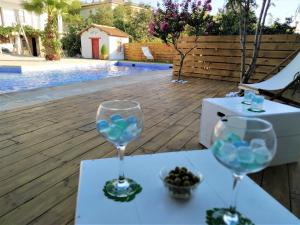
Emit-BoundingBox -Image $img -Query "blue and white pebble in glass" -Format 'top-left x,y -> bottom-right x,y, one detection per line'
251,95 -> 264,112
96,115 -> 141,146
243,90 -> 255,105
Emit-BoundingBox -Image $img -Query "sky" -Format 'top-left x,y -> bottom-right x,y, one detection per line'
131,0 -> 300,25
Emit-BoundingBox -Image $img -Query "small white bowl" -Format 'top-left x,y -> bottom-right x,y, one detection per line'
159,167 -> 204,199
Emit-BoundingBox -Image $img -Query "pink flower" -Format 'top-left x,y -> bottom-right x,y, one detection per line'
206,4 -> 212,11
148,22 -> 156,35
160,21 -> 169,32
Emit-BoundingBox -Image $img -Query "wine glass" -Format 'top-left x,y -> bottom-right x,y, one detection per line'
210,116 -> 277,224
96,100 -> 143,199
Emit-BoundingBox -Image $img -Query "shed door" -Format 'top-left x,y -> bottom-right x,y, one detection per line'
91,38 -> 99,59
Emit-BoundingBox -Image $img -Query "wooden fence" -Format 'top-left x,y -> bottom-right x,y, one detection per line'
174,34 -> 300,82
124,35 -> 300,82
124,43 -> 174,63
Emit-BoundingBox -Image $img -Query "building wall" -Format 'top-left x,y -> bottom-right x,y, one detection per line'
0,0 -> 47,30
81,27 -> 109,59
0,0 -> 63,56
108,36 -> 128,60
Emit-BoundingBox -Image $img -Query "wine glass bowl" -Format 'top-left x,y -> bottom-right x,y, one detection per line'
96,100 -> 143,200
210,116 -> 277,224
96,100 -> 143,146
212,116 -> 276,175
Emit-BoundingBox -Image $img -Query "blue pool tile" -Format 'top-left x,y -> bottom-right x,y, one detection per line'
0,66 -> 22,74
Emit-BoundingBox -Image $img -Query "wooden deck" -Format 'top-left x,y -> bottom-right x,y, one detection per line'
0,75 -> 299,225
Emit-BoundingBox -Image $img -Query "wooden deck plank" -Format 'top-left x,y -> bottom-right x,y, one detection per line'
27,193 -> 77,225
262,165 -> 291,209
0,139 -> 19,150
0,75 -> 299,225
0,130 -> 84,168
288,160 -> 300,195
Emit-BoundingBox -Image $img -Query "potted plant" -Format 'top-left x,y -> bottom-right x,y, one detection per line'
100,44 -> 108,60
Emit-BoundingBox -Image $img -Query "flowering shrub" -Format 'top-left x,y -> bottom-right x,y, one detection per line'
149,0 -> 212,82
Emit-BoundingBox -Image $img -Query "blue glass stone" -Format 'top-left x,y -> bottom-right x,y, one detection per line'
126,123 -> 141,137
225,132 -> 241,143
211,139 -> 223,154
110,114 -> 122,122
126,115 -> 138,125
119,131 -> 134,144
114,118 -> 128,130
107,124 -> 122,141
233,140 -> 249,148
252,95 -> 264,104
236,146 -> 255,164
96,120 -> 109,132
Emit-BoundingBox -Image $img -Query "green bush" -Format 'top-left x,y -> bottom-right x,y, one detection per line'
61,24 -> 84,57
101,44 -> 108,56
263,18 -> 296,34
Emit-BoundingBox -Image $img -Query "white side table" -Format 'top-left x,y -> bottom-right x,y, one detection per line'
199,97 -> 300,165
75,150 -> 299,225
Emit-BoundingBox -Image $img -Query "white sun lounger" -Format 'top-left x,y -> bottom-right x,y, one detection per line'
239,49 -> 300,105
141,46 -> 154,61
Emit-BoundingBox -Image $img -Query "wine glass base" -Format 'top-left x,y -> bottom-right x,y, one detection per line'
206,208 -> 255,225
103,178 -> 142,202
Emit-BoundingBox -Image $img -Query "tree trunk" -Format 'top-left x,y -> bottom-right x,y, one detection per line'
243,0 -> 271,83
43,11 -> 61,60
177,53 -> 185,81
239,1 -> 247,83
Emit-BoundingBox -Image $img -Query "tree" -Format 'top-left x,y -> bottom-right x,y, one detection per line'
213,7 -> 256,35
113,5 -> 154,42
243,0 -> 272,83
263,17 -> 296,34
88,6 -> 114,26
62,0 -> 83,28
227,0 -> 272,84
127,9 -> 153,42
61,23 -> 86,57
23,0 -> 73,60
113,5 -> 132,34
149,0 -> 212,83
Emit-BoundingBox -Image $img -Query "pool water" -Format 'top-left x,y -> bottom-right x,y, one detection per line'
0,63 -> 171,94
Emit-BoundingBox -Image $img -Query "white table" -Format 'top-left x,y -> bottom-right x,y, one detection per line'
75,150 -> 300,225
200,97 -> 300,165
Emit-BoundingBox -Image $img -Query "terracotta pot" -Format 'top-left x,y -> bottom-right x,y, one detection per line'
46,54 -> 61,61
100,54 -> 108,60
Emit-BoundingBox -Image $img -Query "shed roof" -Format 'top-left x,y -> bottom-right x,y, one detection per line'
79,24 -> 129,38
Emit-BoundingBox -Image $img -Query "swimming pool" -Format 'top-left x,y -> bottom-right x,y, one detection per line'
0,62 -> 172,94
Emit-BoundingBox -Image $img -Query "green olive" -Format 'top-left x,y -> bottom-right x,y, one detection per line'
183,180 -> 191,186
174,178 -> 181,185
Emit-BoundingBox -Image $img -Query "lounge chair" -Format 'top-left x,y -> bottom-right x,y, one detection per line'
239,48 -> 300,105
141,46 -> 154,61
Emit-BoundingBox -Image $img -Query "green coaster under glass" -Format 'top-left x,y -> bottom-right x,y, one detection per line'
206,208 -> 255,225
247,108 -> 266,113
103,178 -> 142,202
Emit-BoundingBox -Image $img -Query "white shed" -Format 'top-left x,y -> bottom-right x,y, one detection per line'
80,24 -> 129,60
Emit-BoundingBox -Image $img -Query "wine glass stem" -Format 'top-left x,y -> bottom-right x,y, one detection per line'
117,145 -> 126,183
230,173 -> 243,210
